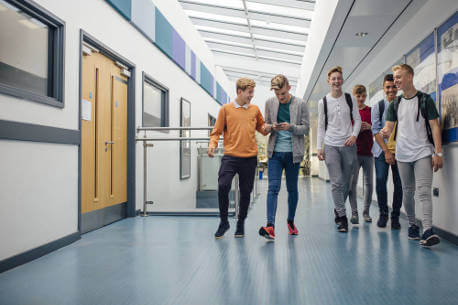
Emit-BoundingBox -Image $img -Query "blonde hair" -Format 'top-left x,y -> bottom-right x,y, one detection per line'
270,74 -> 289,90
353,84 -> 366,95
327,66 -> 343,78
236,78 -> 256,92
392,64 -> 414,76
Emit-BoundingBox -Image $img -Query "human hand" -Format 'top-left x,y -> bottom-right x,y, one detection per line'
272,122 -> 281,131
279,122 -> 290,130
263,123 -> 272,133
432,155 -> 443,172
384,151 -> 395,165
317,149 -> 325,161
344,136 -> 356,146
380,127 -> 391,138
207,147 -> 215,158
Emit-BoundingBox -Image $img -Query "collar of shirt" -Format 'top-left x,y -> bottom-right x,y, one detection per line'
233,101 -> 249,109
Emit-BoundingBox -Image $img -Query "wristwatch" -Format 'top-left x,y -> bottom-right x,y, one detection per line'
434,152 -> 443,157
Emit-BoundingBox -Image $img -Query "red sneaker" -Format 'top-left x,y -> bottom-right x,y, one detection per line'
259,226 -> 275,241
288,222 -> 299,235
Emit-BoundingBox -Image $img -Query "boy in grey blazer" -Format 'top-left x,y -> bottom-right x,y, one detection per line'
259,75 -> 310,241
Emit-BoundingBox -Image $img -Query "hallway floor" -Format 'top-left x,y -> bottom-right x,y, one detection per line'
1,178 -> 457,305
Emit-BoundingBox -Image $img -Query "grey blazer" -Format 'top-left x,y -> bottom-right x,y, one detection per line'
264,96 -> 310,163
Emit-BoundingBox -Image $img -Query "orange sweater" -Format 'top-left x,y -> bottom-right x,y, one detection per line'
209,102 -> 267,157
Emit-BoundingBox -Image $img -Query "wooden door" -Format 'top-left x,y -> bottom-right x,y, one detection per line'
81,48 -> 128,219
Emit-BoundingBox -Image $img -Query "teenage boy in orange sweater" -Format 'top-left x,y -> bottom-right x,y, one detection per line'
209,78 -> 269,239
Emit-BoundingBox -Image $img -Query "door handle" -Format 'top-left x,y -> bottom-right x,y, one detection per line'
105,141 -> 115,151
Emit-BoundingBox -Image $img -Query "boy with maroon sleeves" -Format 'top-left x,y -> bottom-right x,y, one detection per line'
349,85 -> 374,224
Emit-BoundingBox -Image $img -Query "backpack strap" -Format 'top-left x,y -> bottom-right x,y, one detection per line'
344,93 -> 354,123
417,91 -> 435,145
378,100 -> 385,129
393,96 -> 402,141
323,96 -> 328,131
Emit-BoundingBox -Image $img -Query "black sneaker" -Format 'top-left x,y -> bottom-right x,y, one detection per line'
337,216 -> 348,232
234,221 -> 244,238
420,228 -> 440,247
334,209 -> 339,224
391,217 -> 401,230
377,214 -> 388,228
408,224 -> 420,240
215,221 -> 230,239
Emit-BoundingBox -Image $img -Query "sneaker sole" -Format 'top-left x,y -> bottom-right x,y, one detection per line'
338,228 -> 348,232
391,226 -> 401,230
408,236 -> 420,240
234,234 -> 244,238
259,231 -> 275,241
420,235 -> 440,247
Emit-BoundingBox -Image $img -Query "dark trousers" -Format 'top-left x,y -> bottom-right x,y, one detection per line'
218,155 -> 257,222
374,153 -> 403,218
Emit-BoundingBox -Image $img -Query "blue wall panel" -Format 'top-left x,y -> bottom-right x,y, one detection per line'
155,8 -> 173,58
200,63 -> 214,99
172,30 -> 186,70
106,0 -> 131,20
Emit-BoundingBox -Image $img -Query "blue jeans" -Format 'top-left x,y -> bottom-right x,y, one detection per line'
266,152 -> 300,224
374,153 -> 402,218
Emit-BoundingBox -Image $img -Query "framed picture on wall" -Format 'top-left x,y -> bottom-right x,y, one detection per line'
437,11 -> 458,143
180,98 -> 191,179
208,114 -> 216,136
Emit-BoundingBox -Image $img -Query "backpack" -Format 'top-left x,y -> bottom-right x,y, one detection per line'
323,93 -> 353,131
393,91 -> 434,145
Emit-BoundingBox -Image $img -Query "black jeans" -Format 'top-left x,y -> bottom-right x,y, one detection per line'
374,153 -> 403,218
218,155 -> 257,222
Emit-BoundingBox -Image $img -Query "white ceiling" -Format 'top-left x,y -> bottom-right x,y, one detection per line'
304,0 -> 415,108
178,0 -> 315,91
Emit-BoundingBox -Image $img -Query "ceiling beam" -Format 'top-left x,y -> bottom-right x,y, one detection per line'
212,49 -> 302,65
246,0 -> 315,11
190,16 -> 308,41
205,39 -> 303,56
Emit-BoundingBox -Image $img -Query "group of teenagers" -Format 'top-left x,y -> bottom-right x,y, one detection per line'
208,63 -> 444,248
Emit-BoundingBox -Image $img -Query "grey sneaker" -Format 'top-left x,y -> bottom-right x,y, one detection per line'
363,213 -> 372,223
350,214 -> 359,224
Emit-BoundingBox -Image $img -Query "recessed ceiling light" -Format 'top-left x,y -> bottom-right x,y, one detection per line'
355,32 -> 368,37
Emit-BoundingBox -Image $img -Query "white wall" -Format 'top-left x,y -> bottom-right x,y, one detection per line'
0,141 -> 78,260
0,0 -> 230,260
347,0 -> 458,235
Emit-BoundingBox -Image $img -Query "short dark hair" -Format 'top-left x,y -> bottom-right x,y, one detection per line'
383,74 -> 394,84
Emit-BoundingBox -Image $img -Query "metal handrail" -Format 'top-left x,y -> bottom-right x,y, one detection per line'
136,137 -> 218,141
137,126 -> 214,132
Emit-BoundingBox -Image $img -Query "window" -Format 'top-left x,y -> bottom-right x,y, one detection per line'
0,0 -> 64,107
142,73 -> 169,127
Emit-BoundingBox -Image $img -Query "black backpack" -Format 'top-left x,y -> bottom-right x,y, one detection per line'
323,93 -> 353,131
393,91 -> 434,145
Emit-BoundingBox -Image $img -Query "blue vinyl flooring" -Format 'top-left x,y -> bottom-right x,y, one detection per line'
0,177 -> 457,305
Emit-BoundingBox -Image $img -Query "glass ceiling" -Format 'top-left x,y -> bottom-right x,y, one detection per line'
178,0 -> 316,89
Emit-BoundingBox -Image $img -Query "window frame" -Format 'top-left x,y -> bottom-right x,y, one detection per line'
142,72 -> 169,128
0,0 -> 65,108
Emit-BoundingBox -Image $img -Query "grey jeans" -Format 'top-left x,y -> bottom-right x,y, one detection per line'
324,144 -> 357,217
397,156 -> 433,230
349,155 -> 374,215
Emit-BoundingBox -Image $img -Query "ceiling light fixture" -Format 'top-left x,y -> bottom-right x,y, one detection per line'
355,32 -> 368,37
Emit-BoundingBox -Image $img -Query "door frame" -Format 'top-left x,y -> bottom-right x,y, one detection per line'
78,30 -> 136,233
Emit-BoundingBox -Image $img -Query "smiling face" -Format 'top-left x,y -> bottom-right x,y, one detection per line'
355,93 -> 367,107
237,87 -> 254,104
327,71 -> 344,91
393,68 -> 413,91
383,80 -> 398,101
